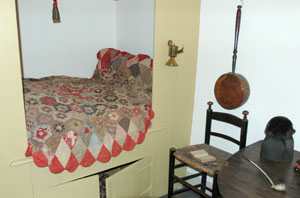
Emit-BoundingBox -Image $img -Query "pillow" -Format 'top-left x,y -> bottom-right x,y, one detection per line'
92,48 -> 123,83
92,48 -> 153,89
123,54 -> 153,88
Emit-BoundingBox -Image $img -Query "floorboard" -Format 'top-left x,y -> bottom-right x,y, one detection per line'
160,191 -> 200,198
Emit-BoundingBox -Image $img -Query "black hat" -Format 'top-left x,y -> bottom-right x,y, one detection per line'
260,116 -> 295,162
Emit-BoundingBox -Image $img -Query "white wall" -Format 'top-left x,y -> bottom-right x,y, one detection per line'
116,0 -> 154,57
18,0 -> 117,78
191,0 -> 300,152
18,0 -> 155,78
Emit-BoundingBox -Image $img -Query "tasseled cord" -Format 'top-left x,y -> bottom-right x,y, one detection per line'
52,0 -> 61,23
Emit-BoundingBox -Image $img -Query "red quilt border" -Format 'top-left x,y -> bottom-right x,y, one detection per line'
25,107 -> 154,174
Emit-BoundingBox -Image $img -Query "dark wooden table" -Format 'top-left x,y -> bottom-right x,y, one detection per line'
218,140 -> 300,198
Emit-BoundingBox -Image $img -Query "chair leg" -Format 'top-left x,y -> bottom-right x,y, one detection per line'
212,171 -> 222,198
168,148 -> 176,198
201,172 -> 207,193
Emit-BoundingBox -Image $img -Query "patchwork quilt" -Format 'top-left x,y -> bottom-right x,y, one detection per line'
24,48 -> 154,173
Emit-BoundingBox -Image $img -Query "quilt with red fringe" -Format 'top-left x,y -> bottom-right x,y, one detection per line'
24,48 -> 154,174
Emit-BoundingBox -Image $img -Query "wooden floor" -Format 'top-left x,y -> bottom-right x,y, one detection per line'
160,191 -> 200,198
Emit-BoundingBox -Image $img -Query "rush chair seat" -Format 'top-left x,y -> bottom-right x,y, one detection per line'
168,101 -> 249,198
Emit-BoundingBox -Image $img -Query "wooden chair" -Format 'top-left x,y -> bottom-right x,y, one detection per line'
168,101 -> 249,198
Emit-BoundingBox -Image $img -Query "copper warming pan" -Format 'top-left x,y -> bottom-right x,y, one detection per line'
214,5 -> 250,110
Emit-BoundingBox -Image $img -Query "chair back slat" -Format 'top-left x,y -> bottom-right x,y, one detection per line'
211,112 -> 246,128
210,132 -> 240,146
205,101 -> 249,150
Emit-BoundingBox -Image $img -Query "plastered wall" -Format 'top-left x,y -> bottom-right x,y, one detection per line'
116,0 -> 155,57
191,0 -> 300,152
18,0 -> 155,78
18,0 -> 117,78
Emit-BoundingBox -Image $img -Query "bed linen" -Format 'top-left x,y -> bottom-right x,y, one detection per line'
24,48 -> 154,173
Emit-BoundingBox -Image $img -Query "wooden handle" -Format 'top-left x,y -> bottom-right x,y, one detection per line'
242,155 -> 251,163
232,5 -> 242,73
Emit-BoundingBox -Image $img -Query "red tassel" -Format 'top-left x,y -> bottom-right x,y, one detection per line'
53,0 -> 57,8
52,0 -> 61,23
